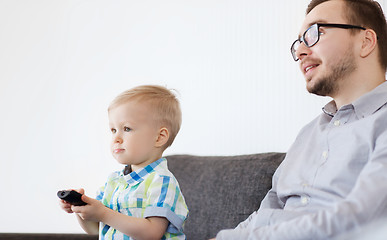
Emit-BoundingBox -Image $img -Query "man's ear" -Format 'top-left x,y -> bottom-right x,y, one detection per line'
360,29 -> 378,58
155,127 -> 169,148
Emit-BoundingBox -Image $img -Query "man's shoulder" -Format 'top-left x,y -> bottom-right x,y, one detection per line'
296,112 -> 326,134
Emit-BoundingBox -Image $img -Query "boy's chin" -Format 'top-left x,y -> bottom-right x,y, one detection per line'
114,157 -> 131,166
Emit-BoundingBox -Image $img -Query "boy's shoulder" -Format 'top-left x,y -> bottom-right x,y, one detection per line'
139,159 -> 184,191
106,170 -> 123,180
146,159 -> 179,182
103,158 -> 180,186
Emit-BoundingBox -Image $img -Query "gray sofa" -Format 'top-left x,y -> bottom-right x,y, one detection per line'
168,153 -> 285,239
0,152 -> 285,240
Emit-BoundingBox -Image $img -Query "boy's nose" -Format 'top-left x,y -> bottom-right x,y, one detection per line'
114,136 -> 123,144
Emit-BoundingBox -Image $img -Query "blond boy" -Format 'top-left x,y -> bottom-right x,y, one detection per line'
60,85 -> 188,240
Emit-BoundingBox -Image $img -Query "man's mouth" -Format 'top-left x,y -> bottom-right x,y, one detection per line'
304,64 -> 319,73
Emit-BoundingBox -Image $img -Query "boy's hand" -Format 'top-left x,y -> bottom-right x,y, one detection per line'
59,188 -> 85,213
59,199 -> 74,213
71,193 -> 106,222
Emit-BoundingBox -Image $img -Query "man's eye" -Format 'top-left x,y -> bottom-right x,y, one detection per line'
124,127 -> 132,132
318,28 -> 326,35
111,128 -> 116,133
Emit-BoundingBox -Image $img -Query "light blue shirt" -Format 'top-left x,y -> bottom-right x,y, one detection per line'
217,81 -> 387,240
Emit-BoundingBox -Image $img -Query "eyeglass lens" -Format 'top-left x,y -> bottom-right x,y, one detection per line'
304,24 -> 319,47
291,24 -> 319,61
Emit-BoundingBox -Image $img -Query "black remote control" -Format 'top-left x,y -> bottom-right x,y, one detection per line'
57,190 -> 87,206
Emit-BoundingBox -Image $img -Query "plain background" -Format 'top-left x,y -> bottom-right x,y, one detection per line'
0,0 -> 385,234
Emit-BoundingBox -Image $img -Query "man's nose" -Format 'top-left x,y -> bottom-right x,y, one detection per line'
296,42 -> 311,61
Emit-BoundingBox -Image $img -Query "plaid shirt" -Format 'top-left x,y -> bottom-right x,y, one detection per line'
96,158 -> 188,240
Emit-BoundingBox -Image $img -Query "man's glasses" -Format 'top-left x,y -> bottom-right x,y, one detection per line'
290,23 -> 366,61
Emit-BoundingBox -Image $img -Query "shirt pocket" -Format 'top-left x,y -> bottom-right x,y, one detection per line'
117,189 -> 146,218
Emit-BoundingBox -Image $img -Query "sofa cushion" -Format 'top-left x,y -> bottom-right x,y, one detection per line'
167,152 -> 285,240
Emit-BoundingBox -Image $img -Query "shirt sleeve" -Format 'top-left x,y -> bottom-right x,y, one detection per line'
143,174 -> 189,234
95,171 -> 118,204
216,131 -> 387,240
95,185 -> 105,202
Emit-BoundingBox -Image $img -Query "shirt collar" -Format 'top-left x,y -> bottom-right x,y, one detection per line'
352,81 -> 387,118
322,100 -> 337,117
322,81 -> 387,118
122,158 -> 166,185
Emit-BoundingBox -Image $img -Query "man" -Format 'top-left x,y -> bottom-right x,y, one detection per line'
212,0 -> 387,239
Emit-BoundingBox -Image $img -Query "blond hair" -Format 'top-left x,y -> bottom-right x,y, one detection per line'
108,85 -> 182,148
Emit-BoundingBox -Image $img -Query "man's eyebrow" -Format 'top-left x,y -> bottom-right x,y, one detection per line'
314,19 -> 329,24
298,19 -> 329,38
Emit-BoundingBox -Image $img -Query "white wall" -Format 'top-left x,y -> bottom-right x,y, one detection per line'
0,0 -> 385,233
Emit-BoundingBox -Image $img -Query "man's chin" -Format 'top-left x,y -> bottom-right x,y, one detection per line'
306,79 -> 329,96
307,85 -> 332,97
306,78 -> 316,93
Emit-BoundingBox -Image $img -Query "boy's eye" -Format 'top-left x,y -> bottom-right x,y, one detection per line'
111,128 -> 116,134
124,127 -> 132,132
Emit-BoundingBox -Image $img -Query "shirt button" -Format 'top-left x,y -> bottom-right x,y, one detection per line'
301,196 -> 309,205
322,151 -> 328,159
334,120 -> 341,126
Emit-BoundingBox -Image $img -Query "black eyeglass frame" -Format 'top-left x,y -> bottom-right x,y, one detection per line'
291,23 -> 366,61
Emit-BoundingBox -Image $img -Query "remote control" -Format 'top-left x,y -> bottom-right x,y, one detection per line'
57,190 -> 87,206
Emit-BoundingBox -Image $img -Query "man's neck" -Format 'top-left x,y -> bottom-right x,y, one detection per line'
332,71 -> 386,110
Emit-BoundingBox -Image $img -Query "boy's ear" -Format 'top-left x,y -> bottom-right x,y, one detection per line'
155,127 -> 169,148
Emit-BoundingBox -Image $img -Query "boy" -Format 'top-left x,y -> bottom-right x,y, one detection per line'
59,85 -> 189,240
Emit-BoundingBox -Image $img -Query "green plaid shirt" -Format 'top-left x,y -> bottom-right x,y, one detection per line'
96,158 -> 188,240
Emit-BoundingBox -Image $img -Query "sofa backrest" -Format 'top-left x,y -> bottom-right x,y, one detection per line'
167,152 -> 285,240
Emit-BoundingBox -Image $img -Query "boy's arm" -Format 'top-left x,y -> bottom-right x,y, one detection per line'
75,213 -> 99,235
72,194 -> 169,240
101,207 -> 169,240
58,189 -> 99,235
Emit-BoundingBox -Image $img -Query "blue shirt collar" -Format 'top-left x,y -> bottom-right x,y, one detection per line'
122,158 -> 166,185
